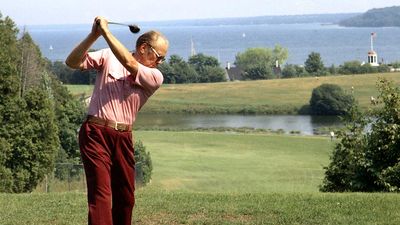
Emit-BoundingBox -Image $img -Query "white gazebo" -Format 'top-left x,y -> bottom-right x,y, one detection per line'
368,32 -> 379,67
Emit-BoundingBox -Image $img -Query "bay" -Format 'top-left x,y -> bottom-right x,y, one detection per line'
26,22 -> 400,66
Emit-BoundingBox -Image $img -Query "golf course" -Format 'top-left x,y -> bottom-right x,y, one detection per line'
1,74 -> 400,224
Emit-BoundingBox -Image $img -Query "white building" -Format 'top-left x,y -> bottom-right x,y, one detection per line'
367,50 -> 379,67
368,32 -> 379,67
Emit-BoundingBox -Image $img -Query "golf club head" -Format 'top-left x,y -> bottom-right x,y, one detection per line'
108,21 -> 140,34
128,25 -> 140,34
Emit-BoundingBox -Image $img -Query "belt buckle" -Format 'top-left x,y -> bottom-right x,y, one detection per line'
114,122 -> 121,131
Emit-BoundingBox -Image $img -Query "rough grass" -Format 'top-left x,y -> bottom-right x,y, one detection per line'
66,72 -> 400,114
1,191 -> 400,225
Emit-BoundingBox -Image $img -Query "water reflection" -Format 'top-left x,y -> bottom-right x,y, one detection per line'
135,114 -> 343,135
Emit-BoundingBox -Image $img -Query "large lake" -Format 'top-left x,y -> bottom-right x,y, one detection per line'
135,114 -> 342,135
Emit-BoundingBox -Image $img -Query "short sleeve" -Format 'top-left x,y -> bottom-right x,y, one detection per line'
133,64 -> 164,94
82,49 -> 107,70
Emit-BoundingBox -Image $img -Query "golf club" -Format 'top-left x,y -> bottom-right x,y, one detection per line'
108,22 -> 140,33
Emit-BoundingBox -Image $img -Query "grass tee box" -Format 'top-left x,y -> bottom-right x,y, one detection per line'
67,73 -> 400,114
1,191 -> 400,224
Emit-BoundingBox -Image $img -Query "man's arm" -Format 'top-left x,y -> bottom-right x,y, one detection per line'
96,17 -> 139,76
65,20 -> 101,69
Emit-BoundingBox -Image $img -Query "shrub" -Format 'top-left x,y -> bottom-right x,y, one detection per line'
310,84 -> 355,115
321,78 -> 400,192
134,140 -> 153,186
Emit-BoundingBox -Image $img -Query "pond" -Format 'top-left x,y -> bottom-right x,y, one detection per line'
135,114 -> 343,135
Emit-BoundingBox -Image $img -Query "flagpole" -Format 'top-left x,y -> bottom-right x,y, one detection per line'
370,33 -> 374,51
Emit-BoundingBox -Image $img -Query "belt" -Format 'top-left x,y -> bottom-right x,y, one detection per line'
86,115 -> 132,132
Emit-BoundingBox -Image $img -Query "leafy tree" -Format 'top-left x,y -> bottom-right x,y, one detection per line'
0,13 -> 23,192
310,84 -> 354,115
49,61 -> 96,84
49,73 -> 85,180
0,138 -> 13,192
235,46 -> 288,80
188,53 -> 219,71
328,64 -> 337,75
321,78 -> 400,192
188,53 -> 226,82
338,61 -> 364,74
199,66 -> 227,83
18,32 -> 45,95
272,44 -> 289,66
245,65 -> 274,80
158,62 -> 175,83
0,13 -> 20,102
49,61 -> 74,83
13,88 -> 59,192
0,14 -> 83,192
304,52 -> 325,75
320,104 -> 369,192
281,64 -> 298,78
281,64 -> 309,78
391,61 -> 400,69
159,55 -> 199,83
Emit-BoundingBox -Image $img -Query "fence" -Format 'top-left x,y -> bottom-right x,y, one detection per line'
36,163 -> 86,193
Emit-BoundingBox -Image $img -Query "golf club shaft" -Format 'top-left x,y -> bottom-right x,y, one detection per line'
108,22 -> 129,26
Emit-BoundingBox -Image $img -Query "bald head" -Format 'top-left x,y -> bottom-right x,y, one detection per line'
136,30 -> 169,50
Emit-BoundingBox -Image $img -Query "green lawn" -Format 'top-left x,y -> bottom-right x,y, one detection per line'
135,131 -> 333,193
2,190 -> 400,224
66,72 -> 400,114
2,131 -> 400,224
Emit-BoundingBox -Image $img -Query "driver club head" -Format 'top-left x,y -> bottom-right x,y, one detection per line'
108,22 -> 140,34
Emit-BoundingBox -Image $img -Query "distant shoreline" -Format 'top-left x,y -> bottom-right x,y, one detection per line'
21,13 -> 359,28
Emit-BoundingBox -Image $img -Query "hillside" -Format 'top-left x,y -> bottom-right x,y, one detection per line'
339,6 -> 400,27
67,73 -> 400,115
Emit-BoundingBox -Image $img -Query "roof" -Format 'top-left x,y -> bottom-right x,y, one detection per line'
225,66 -> 244,81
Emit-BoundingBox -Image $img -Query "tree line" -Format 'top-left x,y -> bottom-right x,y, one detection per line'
50,53 -> 228,85
339,6 -> 400,27
0,13 -> 86,192
51,43 -> 396,85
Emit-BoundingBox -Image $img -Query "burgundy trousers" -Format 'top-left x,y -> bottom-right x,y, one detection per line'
79,121 -> 136,225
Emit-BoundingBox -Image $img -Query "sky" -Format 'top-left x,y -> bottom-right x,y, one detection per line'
1,0 -> 400,25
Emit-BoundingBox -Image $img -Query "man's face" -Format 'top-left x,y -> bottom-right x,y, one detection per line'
141,39 -> 168,68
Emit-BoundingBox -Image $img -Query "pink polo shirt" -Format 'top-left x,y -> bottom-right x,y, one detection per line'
82,48 -> 163,125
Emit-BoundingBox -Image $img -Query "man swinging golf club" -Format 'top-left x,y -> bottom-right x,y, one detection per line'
65,16 -> 168,225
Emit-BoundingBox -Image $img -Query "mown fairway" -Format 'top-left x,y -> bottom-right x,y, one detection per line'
2,131 -> 400,224
134,131 -> 332,193
67,72 -> 400,114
